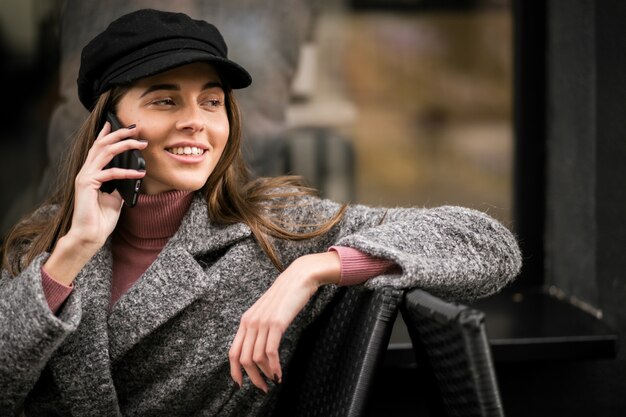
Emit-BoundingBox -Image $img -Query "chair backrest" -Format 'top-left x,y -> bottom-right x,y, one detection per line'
401,288 -> 504,417
270,286 -> 403,417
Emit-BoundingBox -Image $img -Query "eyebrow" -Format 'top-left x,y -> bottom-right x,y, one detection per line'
140,81 -> 224,97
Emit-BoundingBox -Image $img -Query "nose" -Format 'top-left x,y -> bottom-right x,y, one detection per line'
175,105 -> 205,134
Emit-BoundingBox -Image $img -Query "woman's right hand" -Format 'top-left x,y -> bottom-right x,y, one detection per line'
67,122 -> 147,249
43,122 -> 147,285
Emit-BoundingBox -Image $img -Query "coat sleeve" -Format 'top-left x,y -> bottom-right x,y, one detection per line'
277,194 -> 522,301
0,252 -> 82,412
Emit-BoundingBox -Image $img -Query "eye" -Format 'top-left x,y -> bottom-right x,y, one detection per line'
199,93 -> 224,110
202,98 -> 223,108
151,97 -> 175,106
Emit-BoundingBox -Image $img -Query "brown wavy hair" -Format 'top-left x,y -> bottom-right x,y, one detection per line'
2,83 -> 346,276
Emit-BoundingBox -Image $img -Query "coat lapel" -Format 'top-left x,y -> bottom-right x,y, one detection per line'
47,245 -> 122,416
107,195 -> 252,363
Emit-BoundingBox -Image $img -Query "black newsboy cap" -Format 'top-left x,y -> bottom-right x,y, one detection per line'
77,9 -> 252,110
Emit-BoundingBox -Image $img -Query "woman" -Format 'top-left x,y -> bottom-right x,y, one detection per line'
0,9 -> 521,417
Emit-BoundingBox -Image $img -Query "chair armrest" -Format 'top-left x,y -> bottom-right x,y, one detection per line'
271,286 -> 403,417
401,288 -> 504,417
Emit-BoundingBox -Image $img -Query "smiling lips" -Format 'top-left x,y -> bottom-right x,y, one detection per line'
166,146 -> 205,156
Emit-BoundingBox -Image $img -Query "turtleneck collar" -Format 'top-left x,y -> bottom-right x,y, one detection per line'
115,190 -> 195,249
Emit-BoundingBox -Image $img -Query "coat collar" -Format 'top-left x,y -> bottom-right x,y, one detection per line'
162,192 -> 252,256
108,193 -> 251,362
48,194 -> 252,414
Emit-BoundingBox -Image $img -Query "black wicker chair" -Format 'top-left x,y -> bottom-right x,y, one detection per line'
401,288 -> 504,417
270,286 -> 404,417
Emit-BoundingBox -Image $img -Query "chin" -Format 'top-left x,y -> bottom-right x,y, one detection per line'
143,167 -> 215,193
174,183 -> 204,192
176,180 -> 208,192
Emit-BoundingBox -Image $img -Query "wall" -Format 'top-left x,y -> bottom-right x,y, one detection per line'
545,0 -> 626,356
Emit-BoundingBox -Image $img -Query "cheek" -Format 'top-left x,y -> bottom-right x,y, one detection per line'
213,117 -> 230,149
135,119 -> 170,146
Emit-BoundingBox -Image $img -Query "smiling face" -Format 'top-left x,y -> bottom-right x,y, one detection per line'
115,62 -> 230,194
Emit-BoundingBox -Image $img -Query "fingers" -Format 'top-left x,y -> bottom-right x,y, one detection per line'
95,121 -> 133,144
265,327 -> 283,384
228,260 -> 321,393
92,167 -> 146,185
75,153 -> 146,191
240,327 -> 269,393
77,124 -> 147,189
228,327 -> 245,389
88,122 -> 142,155
66,123 -> 146,249
229,315 -> 284,393
251,328 -> 272,384
89,124 -> 147,169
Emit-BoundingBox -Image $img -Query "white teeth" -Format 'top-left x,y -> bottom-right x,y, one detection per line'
168,146 -> 204,155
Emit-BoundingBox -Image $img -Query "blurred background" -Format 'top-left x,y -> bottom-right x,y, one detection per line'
0,0 -> 61,236
0,0 -> 514,237
2,0 -> 626,416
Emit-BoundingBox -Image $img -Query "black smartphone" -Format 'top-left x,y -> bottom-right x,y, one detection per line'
99,112 -> 145,207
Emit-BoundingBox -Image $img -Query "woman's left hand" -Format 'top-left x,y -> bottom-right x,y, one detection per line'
228,251 -> 341,393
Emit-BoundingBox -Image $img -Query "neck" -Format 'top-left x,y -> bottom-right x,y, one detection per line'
115,190 -> 194,249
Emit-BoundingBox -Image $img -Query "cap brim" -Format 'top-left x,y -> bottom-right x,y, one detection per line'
107,49 -> 252,90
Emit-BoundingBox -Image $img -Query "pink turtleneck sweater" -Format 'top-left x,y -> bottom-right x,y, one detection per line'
41,191 -> 398,314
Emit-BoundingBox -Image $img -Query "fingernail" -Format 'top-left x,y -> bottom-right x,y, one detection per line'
127,124 -> 136,129
273,374 -> 281,385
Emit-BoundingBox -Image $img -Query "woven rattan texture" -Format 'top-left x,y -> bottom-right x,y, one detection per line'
402,289 -> 504,417
271,287 -> 403,417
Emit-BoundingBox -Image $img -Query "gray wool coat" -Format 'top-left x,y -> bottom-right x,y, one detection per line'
0,192 -> 521,416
